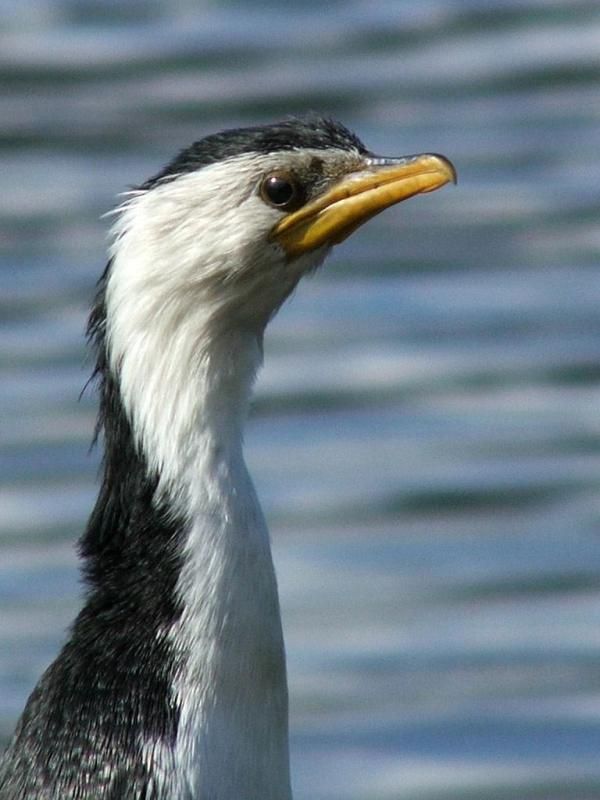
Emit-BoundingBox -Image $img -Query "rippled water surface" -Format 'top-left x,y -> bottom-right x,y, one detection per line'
1,2 -> 600,797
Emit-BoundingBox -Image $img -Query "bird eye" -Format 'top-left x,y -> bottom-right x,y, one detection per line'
260,174 -> 304,211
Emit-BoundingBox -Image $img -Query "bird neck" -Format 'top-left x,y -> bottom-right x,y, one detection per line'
166,336 -> 290,799
82,277 -> 292,798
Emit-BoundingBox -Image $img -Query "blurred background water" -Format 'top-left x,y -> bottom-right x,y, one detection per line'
1,1 -> 600,797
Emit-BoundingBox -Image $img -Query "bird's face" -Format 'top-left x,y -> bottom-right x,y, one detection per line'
108,118 -> 454,336
102,119 -> 454,479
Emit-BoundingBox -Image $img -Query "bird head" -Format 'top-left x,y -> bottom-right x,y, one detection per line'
107,117 -> 455,337
96,117 -> 455,487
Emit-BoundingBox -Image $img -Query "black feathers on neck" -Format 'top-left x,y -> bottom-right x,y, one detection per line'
0,263 -> 185,797
83,261 -> 184,617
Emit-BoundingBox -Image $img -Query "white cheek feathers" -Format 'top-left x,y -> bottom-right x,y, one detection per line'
103,151 -> 343,486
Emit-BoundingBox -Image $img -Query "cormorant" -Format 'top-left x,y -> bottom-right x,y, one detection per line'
0,116 -> 455,799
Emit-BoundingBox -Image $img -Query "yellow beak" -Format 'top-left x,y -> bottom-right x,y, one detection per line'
270,153 -> 456,258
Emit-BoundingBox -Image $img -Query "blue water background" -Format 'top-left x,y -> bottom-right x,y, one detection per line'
1,2 -> 600,797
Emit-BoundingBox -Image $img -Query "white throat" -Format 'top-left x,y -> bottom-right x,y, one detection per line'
105,184 -> 293,798
168,334 -> 291,800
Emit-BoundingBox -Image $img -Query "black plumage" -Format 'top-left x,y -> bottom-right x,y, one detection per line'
0,268 -> 185,798
143,115 -> 367,189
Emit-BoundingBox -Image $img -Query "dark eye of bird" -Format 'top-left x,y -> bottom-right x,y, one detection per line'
260,174 -> 304,211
